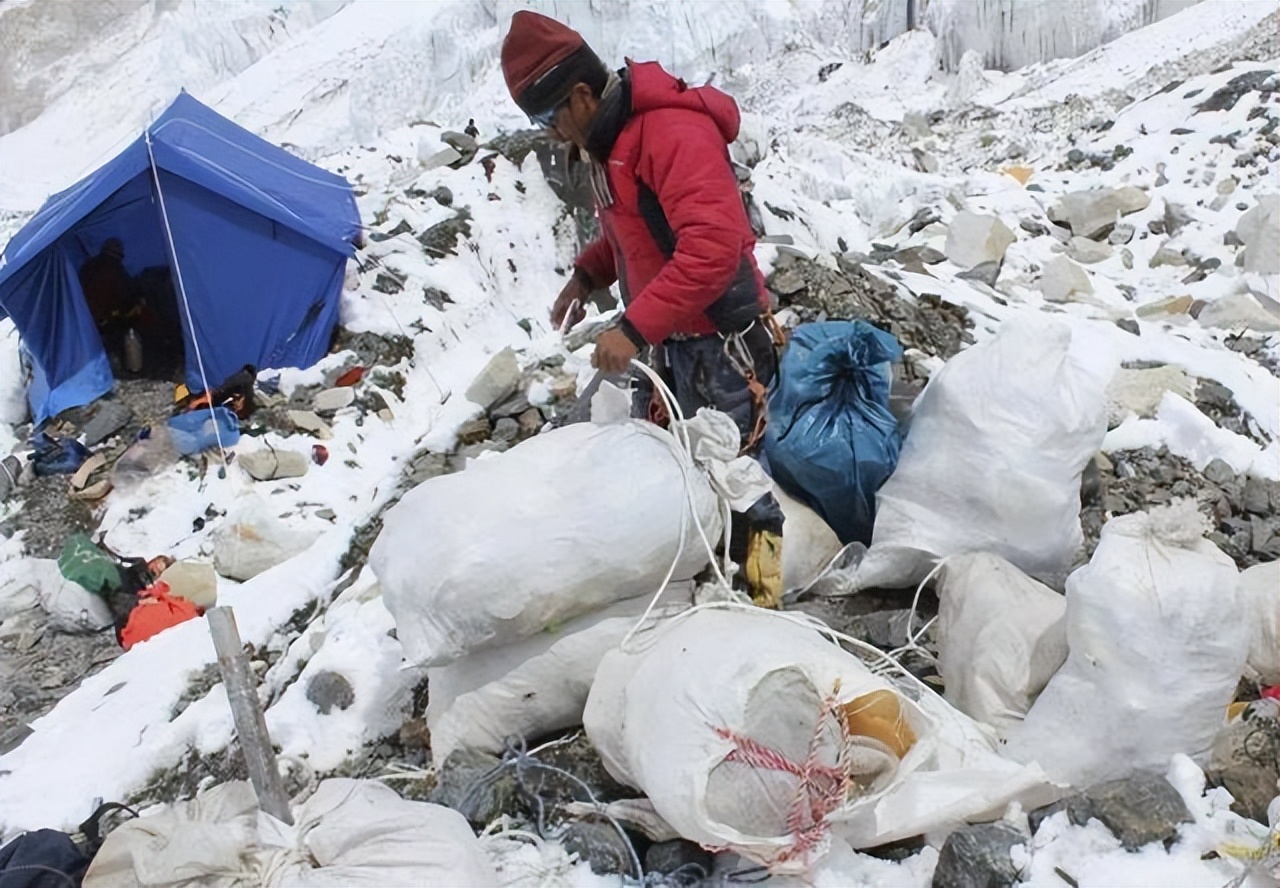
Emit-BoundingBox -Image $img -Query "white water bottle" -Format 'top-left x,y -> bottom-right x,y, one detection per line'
124,328 -> 143,374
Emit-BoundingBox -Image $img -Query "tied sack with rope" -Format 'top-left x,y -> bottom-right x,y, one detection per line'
583,608 -> 932,873
371,392 -> 767,667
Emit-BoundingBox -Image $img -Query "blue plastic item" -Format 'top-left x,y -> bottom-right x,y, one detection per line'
764,321 -> 903,545
167,406 -> 240,456
0,92 -> 361,424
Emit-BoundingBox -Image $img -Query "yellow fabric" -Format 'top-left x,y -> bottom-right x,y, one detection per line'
744,528 -> 783,610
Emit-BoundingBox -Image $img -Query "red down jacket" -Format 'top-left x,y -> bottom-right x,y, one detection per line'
573,60 -> 768,344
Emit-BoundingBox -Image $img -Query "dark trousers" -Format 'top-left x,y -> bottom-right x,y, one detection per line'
631,321 -> 785,557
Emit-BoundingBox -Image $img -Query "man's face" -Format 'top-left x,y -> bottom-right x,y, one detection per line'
541,82 -> 598,149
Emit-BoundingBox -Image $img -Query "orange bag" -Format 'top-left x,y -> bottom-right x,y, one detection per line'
120,582 -> 202,650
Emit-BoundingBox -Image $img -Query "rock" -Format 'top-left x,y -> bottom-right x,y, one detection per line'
1048,187 -> 1150,239
313,387 -> 355,414
83,402 -> 133,447
513,408 -> 544,438
372,272 -> 403,294
287,410 -> 333,440
1149,244 -> 1188,268
1106,365 -> 1195,425
1116,318 -> 1140,336
1135,295 -> 1193,318
561,820 -> 635,876
931,823 -> 1025,888
1224,229 -> 1245,247
1075,773 -> 1192,851
770,267 -> 807,296
1120,248 -> 1134,270
430,186 -> 453,207
456,417 -> 491,446
1040,256 -> 1093,303
1020,218 -> 1049,236
845,609 -> 917,650
944,212 -> 1016,269
956,261 -> 1001,288
417,209 -> 473,258
465,348 -> 520,410
1067,236 -> 1113,265
427,748 -> 522,825
306,670 -> 354,714
440,131 -> 479,166
1199,289 -> 1280,332
1251,516 -> 1280,557
1163,201 -> 1194,237
1242,477 -> 1274,515
1108,223 -> 1135,245
491,417 -> 520,444
893,245 -> 947,266
422,146 -> 463,170
1195,69 -> 1278,114
239,448 -> 309,481
1236,195 -> 1280,274
549,375 -> 578,401
645,840 -> 715,880
1203,458 -> 1236,485
1207,706 -> 1280,823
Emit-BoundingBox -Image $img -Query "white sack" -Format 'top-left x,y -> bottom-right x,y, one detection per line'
0,557 -> 112,633
427,594 -> 685,761
584,608 -> 934,872
213,495 -> 321,581
775,484 -> 843,593
935,553 -> 1068,736
857,318 -> 1110,590
372,419 -> 723,666
1003,502 -> 1247,787
1240,560 -> 1279,686
84,779 -> 497,888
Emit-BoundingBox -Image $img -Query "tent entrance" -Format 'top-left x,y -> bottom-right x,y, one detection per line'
71,172 -> 186,383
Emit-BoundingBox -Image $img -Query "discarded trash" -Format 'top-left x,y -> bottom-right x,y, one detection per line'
334,365 -> 365,387
29,433 -> 90,477
312,444 -> 329,466
935,552 -> 1067,735
765,320 -> 902,545
111,426 -> 179,490
167,406 -> 241,456
427,596 -> 673,761
83,779 -> 498,887
372,418 -> 724,666
1240,560 -> 1279,686
120,582 -> 202,650
58,533 -> 123,596
4,557 -> 114,634
158,560 -> 218,610
212,495 -> 321,581
774,484 -> 842,593
584,608 -> 931,872
1005,502 -> 1246,787
856,319 -> 1110,591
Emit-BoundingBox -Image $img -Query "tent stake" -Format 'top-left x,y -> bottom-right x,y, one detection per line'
208,606 -> 294,824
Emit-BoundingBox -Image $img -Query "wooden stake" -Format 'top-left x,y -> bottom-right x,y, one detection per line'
207,606 -> 293,825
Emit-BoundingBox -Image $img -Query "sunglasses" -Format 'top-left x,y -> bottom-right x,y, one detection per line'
529,97 -> 569,130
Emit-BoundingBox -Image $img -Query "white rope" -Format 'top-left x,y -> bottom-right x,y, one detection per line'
144,125 -> 229,467
621,358 -> 743,650
887,555 -> 952,665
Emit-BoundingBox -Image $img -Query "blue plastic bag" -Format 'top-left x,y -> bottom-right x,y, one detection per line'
764,321 -> 903,545
29,432 -> 90,476
167,406 -> 240,456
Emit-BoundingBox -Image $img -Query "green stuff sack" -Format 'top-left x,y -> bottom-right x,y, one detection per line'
58,533 -> 123,596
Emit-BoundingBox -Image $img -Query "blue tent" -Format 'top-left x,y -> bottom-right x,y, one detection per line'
0,92 -> 361,423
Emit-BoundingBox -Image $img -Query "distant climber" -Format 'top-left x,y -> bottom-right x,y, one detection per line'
464,118 -> 480,139
79,238 -> 134,346
501,11 -> 785,607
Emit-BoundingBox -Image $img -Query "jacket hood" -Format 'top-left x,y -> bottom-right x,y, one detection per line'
626,59 -> 741,143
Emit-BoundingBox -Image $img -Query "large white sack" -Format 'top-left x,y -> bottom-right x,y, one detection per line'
856,318 -> 1110,591
213,494 -> 321,582
1003,502 -> 1247,787
84,779 -> 497,888
585,608 -> 935,872
1240,560 -> 1279,686
427,594 -> 685,761
585,608 -> 1054,870
372,418 -> 723,666
935,553 -> 1068,736
0,557 -> 113,633
775,483 -> 843,593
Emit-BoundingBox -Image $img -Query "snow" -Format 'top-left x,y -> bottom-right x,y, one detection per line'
0,0 -> 1277,884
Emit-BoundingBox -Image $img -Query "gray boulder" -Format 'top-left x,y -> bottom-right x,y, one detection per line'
1048,187 -> 1150,239
465,348 -> 520,410
932,822 -> 1025,888
945,212 -> 1016,269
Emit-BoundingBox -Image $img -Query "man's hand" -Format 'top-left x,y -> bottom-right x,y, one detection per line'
551,270 -> 590,330
592,327 -> 639,374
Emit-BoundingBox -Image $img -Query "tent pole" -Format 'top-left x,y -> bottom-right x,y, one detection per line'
144,126 -> 229,467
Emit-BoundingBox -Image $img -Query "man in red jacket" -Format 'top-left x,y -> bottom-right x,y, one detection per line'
501,11 -> 784,607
